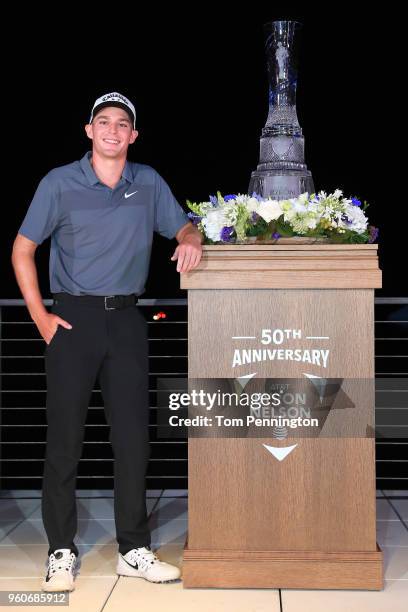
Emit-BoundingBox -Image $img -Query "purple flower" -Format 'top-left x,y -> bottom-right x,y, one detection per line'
224,194 -> 237,201
368,225 -> 379,243
272,232 -> 281,239
187,212 -> 202,226
341,214 -> 352,224
251,211 -> 260,223
251,192 -> 263,201
352,197 -> 362,207
209,195 -> 218,206
220,226 -> 234,242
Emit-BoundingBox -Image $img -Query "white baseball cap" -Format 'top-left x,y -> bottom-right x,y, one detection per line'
89,92 -> 136,128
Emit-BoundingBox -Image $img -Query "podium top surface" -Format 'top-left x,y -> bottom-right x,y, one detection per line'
181,244 -> 382,289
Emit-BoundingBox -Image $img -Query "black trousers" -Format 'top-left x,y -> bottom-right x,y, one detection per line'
41,293 -> 150,556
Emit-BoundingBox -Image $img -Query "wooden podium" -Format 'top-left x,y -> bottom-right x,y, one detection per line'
180,244 -> 383,590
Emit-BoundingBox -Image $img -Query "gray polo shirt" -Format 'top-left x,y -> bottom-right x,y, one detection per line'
18,152 -> 190,296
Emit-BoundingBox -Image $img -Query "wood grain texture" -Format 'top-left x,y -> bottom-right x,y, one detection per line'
188,438 -> 376,551
188,289 -> 375,378
181,244 -> 381,288
182,270 -> 381,288
199,259 -> 379,270
182,546 -> 383,589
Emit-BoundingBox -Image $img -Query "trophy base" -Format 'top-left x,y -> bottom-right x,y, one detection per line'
248,171 -> 315,200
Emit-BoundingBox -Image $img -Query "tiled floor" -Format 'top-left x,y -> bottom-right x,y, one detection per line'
0,490 -> 407,611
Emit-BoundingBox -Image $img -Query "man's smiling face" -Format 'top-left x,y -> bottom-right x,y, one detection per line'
85,106 -> 138,158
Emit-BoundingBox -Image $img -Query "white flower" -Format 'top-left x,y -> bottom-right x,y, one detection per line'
344,204 -> 368,234
281,198 -> 297,222
333,189 -> 343,199
291,217 -> 309,234
292,199 -> 307,214
198,202 -> 215,216
223,202 -> 239,225
280,198 -> 293,212
257,199 -> 283,223
245,197 -> 260,213
305,215 -> 318,229
298,192 -> 309,204
308,199 -> 321,214
201,209 -> 229,242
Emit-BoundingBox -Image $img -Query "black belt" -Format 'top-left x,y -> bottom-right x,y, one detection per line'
53,293 -> 138,311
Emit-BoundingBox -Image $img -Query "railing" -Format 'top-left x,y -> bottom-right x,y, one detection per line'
0,298 -> 407,490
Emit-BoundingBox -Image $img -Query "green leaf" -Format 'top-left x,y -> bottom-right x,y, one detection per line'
246,217 -> 269,237
275,218 -> 296,237
186,200 -> 204,215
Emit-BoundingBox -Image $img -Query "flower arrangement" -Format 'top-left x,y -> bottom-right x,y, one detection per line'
186,190 -> 379,244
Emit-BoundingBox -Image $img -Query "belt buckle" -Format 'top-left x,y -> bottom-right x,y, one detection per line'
104,295 -> 116,311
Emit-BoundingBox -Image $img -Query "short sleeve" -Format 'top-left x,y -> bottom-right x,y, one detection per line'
153,171 -> 190,239
18,175 -> 60,245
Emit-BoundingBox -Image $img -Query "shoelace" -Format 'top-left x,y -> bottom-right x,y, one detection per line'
128,547 -> 160,572
48,552 -> 76,575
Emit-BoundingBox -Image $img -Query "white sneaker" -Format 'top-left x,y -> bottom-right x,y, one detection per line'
41,549 -> 77,592
117,546 -> 181,583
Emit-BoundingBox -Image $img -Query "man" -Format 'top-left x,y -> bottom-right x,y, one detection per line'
11,92 -> 202,592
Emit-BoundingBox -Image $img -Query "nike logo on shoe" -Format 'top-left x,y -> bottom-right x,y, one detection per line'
124,190 -> 138,199
122,556 -> 138,570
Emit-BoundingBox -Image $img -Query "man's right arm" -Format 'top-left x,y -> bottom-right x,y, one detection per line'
11,234 -> 72,344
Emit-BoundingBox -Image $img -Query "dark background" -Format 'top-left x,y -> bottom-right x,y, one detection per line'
2,9 -> 405,297
1,10 -> 407,492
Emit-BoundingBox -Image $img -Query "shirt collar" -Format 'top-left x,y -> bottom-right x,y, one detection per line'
122,159 -> 133,183
80,151 -> 133,185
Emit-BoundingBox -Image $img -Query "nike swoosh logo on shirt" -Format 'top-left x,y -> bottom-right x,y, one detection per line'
124,190 -> 138,199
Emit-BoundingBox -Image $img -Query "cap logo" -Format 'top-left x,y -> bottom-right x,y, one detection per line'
101,93 -> 130,106
89,91 -> 136,128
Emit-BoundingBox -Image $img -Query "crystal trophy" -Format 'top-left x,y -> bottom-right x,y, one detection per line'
248,20 -> 315,200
